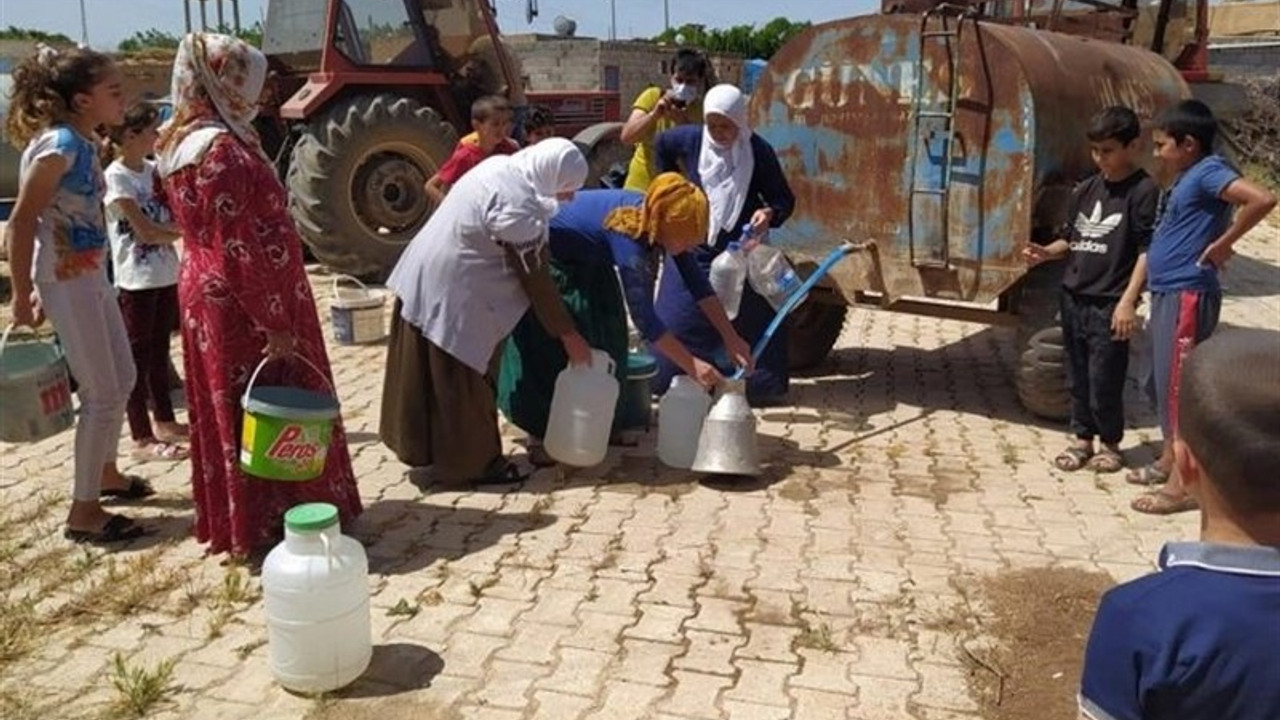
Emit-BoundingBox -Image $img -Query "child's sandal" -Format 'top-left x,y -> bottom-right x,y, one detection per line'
1054,446 -> 1093,471
1086,447 -> 1124,474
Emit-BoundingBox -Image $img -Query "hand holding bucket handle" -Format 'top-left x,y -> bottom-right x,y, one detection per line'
243,352 -> 337,406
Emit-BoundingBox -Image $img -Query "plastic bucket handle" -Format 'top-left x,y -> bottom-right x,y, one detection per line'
0,323 -> 59,371
331,274 -> 374,302
242,353 -> 336,407
590,348 -> 615,376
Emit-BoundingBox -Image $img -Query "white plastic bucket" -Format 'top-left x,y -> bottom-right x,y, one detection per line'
0,324 -> 75,443
329,275 -> 386,345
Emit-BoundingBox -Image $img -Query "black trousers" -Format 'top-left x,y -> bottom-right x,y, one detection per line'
1060,292 -> 1129,445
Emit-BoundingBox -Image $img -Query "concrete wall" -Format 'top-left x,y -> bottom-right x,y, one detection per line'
507,34 -> 744,110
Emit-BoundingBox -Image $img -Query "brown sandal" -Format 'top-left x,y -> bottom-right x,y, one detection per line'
1131,489 -> 1199,515
1054,445 -> 1093,471
1087,447 -> 1124,474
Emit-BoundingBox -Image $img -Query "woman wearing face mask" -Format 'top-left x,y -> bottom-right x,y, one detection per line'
380,138 -> 592,484
651,83 -> 796,405
619,48 -> 714,192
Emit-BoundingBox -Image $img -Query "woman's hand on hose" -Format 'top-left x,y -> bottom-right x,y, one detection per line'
263,329 -> 297,360
723,332 -> 754,375
560,331 -> 592,367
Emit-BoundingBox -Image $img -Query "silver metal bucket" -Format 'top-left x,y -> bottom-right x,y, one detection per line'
690,379 -> 759,475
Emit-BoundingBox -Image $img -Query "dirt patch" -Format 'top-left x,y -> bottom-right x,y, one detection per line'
958,567 -> 1114,720
307,696 -> 463,720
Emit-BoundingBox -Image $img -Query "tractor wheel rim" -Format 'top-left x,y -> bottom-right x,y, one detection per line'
353,151 -> 430,234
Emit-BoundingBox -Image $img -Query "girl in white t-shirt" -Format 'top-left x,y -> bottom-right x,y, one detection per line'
4,46 -> 150,544
105,103 -> 189,461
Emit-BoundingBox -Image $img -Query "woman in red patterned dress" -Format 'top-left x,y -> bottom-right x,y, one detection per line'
155,34 -> 361,556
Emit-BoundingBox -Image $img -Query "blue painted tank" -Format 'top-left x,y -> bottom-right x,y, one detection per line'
751,13 -> 1190,305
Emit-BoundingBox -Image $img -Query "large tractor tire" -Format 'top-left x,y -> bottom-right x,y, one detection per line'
288,94 -> 457,279
786,294 -> 849,372
573,122 -> 630,189
1013,262 -> 1071,421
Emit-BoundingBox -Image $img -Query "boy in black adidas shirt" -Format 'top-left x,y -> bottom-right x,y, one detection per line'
1024,106 -> 1159,474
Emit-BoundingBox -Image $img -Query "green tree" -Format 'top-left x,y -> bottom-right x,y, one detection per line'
116,22 -> 262,53
652,18 -> 810,59
0,26 -> 74,44
118,29 -> 181,52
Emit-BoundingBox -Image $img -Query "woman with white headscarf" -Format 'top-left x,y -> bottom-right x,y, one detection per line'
381,138 -> 591,484
652,83 -> 796,405
156,34 -> 362,556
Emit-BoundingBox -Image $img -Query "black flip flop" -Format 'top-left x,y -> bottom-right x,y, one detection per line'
64,515 -> 149,545
100,475 -> 156,499
472,460 -> 529,486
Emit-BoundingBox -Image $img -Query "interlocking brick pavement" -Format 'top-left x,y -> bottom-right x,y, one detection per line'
1,223 -> 1276,719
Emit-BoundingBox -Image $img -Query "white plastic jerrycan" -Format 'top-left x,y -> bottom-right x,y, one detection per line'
545,349 -> 620,467
657,375 -> 713,469
262,503 -> 371,694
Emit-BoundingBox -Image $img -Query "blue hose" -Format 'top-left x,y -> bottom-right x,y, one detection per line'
731,243 -> 858,380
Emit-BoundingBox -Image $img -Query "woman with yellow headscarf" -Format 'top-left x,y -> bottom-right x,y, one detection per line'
497,173 -> 753,463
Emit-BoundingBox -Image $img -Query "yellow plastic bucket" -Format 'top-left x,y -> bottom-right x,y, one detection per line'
0,324 -> 75,443
240,355 -> 339,481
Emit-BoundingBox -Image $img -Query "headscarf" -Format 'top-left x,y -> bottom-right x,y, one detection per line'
604,172 -> 709,248
697,84 -> 755,243
490,137 -> 587,268
156,33 -> 269,177
509,136 -> 589,217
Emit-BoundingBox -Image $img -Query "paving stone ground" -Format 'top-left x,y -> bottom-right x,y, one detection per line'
1,221 -> 1276,719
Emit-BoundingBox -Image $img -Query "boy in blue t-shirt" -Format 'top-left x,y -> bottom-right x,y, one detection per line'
1128,100 -> 1276,514
1079,327 -> 1280,720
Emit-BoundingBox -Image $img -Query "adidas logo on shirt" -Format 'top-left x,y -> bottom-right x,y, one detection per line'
1071,200 -> 1121,254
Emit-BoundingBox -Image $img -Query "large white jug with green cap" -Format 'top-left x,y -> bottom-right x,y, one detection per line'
262,503 -> 371,694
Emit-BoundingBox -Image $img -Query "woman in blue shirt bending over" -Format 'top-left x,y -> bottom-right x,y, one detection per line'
497,173 -> 753,464
652,83 -> 795,405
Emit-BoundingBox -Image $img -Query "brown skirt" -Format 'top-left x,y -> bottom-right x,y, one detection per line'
379,301 -> 502,481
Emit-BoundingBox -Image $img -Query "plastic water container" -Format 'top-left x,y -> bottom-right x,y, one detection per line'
657,375 -> 713,469
263,503 -> 371,694
709,240 -> 748,320
748,242 -> 808,312
0,324 -> 74,443
545,349 -> 620,467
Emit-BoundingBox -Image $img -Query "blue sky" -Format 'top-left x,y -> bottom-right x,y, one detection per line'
5,0 -> 881,49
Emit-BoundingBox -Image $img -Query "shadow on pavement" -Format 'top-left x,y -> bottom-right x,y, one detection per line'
352,499 -> 555,576
332,642 -> 445,699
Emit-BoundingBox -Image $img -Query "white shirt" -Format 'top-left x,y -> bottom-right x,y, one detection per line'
104,159 -> 180,290
386,155 -> 554,374
20,126 -> 109,283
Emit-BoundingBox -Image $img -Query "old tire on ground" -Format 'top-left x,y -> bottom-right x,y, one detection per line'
786,295 -> 848,372
1013,264 -> 1071,421
573,122 -> 630,189
288,94 -> 457,279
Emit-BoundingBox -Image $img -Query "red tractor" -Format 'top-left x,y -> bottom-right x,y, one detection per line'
255,0 -> 625,278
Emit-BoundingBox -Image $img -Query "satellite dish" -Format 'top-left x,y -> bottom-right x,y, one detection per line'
553,15 -> 578,36
526,0 -> 539,24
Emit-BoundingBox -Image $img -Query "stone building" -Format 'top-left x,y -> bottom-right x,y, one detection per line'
505,34 -> 744,111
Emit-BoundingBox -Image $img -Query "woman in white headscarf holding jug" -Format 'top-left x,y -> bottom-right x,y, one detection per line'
652,83 -> 795,405
380,138 -> 592,484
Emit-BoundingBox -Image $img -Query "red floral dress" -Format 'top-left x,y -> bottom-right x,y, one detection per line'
161,135 -> 362,555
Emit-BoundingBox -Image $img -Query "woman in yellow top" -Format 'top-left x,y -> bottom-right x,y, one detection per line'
620,48 -> 714,192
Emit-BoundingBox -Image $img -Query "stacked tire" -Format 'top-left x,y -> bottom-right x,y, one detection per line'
1016,326 -> 1071,421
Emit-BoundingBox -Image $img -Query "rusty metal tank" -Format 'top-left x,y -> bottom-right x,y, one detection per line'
752,13 -> 1190,306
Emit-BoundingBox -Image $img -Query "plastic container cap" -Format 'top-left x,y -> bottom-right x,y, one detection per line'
285,503 -> 340,533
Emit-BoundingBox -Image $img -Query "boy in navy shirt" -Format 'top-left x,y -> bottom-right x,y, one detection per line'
1079,327 -> 1280,720
1128,100 -> 1276,513
1025,107 -> 1158,474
